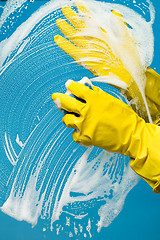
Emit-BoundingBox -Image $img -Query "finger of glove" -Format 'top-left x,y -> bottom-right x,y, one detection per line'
112,10 -> 129,28
54,35 -> 96,59
75,0 -> 89,14
56,18 -> 77,37
66,80 -> 92,101
54,35 -> 107,64
54,35 -> 86,61
52,93 -> 84,114
111,10 -> 134,42
54,35 -> 101,75
72,131 -> 91,146
61,7 -> 86,30
56,19 -> 92,49
72,130 -> 80,144
62,114 -> 80,129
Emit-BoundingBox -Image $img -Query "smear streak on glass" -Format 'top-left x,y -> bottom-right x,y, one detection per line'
0,0 -> 154,237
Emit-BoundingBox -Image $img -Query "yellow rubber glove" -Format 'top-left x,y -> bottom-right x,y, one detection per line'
52,79 -> 160,193
145,68 -> 160,123
54,0 -> 160,122
54,2 -> 136,84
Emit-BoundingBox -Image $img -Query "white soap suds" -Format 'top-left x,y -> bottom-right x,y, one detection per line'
4,132 -> 17,166
54,98 -> 61,110
0,0 -> 27,28
91,75 -> 128,89
16,134 -> 24,148
0,0 -> 74,69
1,172 -> 46,226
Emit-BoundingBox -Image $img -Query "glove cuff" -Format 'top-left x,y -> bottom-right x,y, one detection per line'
129,123 -> 160,193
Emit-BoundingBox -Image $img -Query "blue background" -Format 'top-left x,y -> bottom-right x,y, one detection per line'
0,0 -> 160,239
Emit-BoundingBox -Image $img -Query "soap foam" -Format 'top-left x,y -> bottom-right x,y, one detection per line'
0,0 -> 27,29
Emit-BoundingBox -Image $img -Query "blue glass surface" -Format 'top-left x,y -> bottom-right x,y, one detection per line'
0,1 -> 160,240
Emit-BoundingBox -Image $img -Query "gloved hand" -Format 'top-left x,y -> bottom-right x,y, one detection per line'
54,0 -> 160,122
52,79 -> 160,193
